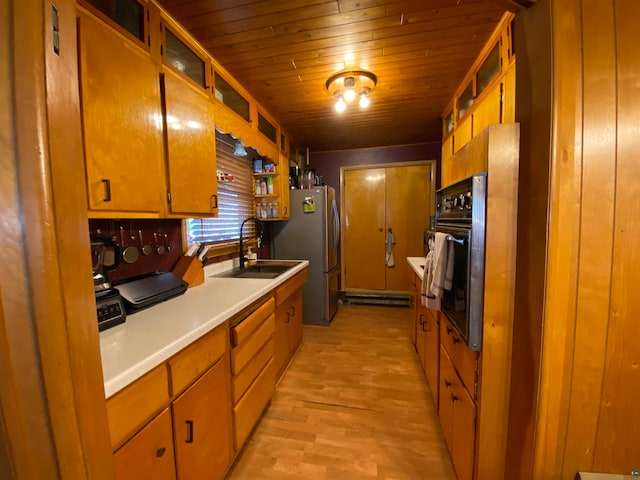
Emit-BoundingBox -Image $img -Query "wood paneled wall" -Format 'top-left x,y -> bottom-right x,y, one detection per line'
509,0 -> 640,478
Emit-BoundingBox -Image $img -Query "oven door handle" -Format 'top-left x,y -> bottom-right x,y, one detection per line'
445,235 -> 465,245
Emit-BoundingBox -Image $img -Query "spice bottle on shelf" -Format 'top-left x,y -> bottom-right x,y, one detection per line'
266,176 -> 274,195
255,179 -> 262,195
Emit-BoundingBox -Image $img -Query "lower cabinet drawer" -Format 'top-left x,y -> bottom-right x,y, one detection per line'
231,313 -> 275,375
106,364 -> 169,450
113,408 -> 176,480
233,358 -> 276,449
168,323 -> 227,396
232,338 -> 274,404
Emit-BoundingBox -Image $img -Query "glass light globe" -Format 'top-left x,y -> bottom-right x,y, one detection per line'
359,93 -> 370,108
335,97 -> 346,112
344,88 -> 356,102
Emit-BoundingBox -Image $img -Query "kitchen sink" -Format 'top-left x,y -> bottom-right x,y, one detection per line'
211,260 -> 302,279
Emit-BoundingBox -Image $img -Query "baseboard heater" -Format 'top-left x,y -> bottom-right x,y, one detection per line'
342,291 -> 410,306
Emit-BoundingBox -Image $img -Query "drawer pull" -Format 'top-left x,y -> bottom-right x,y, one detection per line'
155,447 -> 166,457
445,380 -> 452,388
101,178 -> 112,202
185,420 -> 194,443
446,326 -> 453,335
451,393 -> 459,402
452,337 -> 461,344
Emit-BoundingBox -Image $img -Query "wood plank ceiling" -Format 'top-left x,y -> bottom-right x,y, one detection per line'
157,0 -> 506,152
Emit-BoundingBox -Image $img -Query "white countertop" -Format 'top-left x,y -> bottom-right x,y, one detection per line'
407,256 -> 427,279
99,259 -> 309,398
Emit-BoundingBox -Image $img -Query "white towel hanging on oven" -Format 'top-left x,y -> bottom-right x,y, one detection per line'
430,232 -> 449,298
421,242 -> 441,310
385,229 -> 395,267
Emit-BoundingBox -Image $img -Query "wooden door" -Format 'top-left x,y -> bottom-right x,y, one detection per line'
343,168 -> 386,290
163,69 -> 218,216
78,13 -> 165,214
344,164 -> 433,292
114,408 -> 176,480
172,358 -> 232,480
385,165 -> 432,291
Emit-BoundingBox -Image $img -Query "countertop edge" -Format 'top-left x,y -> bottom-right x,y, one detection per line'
407,256 -> 426,278
100,259 -> 309,398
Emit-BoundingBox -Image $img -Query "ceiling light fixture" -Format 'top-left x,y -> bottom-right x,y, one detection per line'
325,69 -> 377,113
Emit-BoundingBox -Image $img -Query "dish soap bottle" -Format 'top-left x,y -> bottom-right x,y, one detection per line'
246,247 -> 257,266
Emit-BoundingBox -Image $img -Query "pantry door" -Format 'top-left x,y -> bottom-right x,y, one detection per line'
342,163 -> 434,292
343,168 -> 387,290
385,165 -> 433,290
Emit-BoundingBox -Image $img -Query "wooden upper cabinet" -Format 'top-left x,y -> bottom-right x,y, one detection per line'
162,69 -> 218,216
78,11 -> 165,215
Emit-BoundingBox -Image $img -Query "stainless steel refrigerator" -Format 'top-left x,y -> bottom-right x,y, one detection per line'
270,186 -> 340,325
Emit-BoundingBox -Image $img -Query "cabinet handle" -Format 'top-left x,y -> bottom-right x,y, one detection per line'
210,194 -> 218,210
446,326 -> 453,335
286,312 -> 291,323
284,206 -> 288,216
185,420 -> 194,443
419,314 -> 424,325
290,305 -> 296,316
155,447 -> 166,457
101,178 -> 112,202
451,393 -> 459,402
452,337 -> 461,344
445,380 -> 452,388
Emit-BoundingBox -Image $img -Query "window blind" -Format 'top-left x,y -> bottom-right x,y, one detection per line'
186,131 -> 256,246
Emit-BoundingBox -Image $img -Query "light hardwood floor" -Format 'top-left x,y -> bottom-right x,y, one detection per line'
226,304 -> 456,480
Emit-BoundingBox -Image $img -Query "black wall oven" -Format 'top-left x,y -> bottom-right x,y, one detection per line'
435,173 -> 487,351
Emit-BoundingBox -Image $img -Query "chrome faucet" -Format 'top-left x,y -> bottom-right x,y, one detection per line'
238,217 -> 263,270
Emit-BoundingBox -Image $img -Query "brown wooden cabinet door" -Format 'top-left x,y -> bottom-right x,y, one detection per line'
423,308 -> 440,405
113,408 -> 176,480
472,80 -> 502,140
343,168 -> 386,290
274,299 -> 291,378
274,289 -> 303,379
416,305 -> 427,371
172,358 -> 232,480
78,13 -> 165,214
163,69 -> 218,216
278,153 -> 290,218
438,345 -> 456,453
452,383 -> 476,480
287,289 -> 303,353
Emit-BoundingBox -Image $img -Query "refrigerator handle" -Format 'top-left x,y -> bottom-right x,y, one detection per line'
331,198 -> 340,255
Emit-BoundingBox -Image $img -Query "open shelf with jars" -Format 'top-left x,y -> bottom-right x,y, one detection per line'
253,168 -> 281,220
